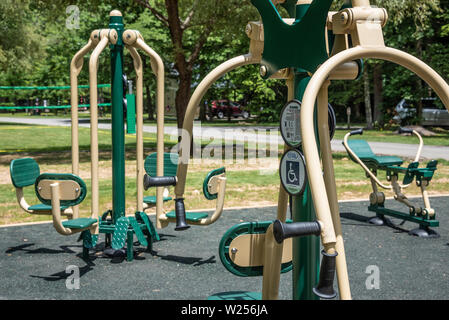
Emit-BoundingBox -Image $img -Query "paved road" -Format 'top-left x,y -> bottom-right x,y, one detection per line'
1,116 -> 448,160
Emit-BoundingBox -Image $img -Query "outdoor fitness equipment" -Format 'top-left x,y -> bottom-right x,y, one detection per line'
208,0 -> 359,300
8,11 -> 173,261
293,0 -> 449,300
343,127 -> 439,237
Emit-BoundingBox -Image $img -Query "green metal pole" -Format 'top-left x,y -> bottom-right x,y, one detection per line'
291,3 -> 320,301
109,13 -> 126,223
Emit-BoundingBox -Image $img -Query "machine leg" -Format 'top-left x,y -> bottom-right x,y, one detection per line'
409,225 -> 440,238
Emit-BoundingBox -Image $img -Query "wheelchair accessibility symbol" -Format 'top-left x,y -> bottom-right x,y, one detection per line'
280,149 -> 306,196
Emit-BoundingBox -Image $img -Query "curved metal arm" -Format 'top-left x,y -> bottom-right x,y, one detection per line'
411,130 -> 424,163
70,31 -> 99,220
125,44 -> 144,213
123,30 -> 167,228
88,30 -> 114,230
175,53 -> 260,201
300,44 -> 449,252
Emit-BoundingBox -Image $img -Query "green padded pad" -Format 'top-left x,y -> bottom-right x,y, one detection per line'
347,140 -> 403,167
128,217 -> 148,247
28,204 -> 68,211
402,162 -> 420,185
143,196 -> 172,204
218,220 -> 293,277
203,167 -> 226,200
35,173 -> 87,207
62,217 -> 97,229
208,291 -> 261,300
111,217 -> 130,250
81,230 -> 98,249
166,211 -> 209,222
10,158 -> 40,188
144,152 -> 178,177
136,211 -> 160,241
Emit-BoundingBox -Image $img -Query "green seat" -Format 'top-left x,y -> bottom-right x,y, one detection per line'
347,140 -> 403,168
143,196 -> 172,204
29,204 -> 68,211
144,152 -> 178,177
10,158 -> 40,188
165,211 -> 209,222
62,217 -> 97,229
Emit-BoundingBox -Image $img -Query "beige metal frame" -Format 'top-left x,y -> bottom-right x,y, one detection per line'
122,30 -> 167,227
300,3 -> 449,300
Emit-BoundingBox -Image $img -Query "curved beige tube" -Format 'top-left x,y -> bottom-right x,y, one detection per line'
125,45 -> 144,212
175,53 -> 260,200
301,45 -> 449,296
70,32 -> 99,219
50,182 -> 96,236
88,30 -> 112,232
124,31 -> 166,228
317,80 -> 351,299
164,176 -> 226,226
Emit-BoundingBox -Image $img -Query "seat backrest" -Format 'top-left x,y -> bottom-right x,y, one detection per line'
203,167 -> 226,200
35,173 -> 87,207
346,140 -> 376,159
144,152 -> 178,177
10,158 -> 40,188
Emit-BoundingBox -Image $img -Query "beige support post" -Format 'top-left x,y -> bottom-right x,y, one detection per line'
50,182 -> 73,235
123,30 -> 167,228
69,30 -> 99,219
125,44 -> 144,212
261,75 -> 294,300
88,29 -> 117,233
317,80 -> 351,300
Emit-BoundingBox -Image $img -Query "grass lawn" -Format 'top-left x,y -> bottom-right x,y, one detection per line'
0,123 -> 448,225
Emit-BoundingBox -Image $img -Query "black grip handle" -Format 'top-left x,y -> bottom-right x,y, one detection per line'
349,128 -> 363,136
312,250 -> 338,299
174,198 -> 190,231
143,174 -> 177,190
273,220 -> 321,244
398,127 -> 413,134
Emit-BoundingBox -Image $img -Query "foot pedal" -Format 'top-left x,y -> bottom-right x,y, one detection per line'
128,216 -> 148,247
111,217 -> 129,250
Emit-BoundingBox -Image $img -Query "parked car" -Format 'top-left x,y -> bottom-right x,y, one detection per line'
209,100 -> 250,119
393,97 -> 449,127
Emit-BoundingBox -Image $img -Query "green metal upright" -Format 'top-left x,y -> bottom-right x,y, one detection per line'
109,14 -> 126,223
292,73 -> 320,300
250,0 -> 333,300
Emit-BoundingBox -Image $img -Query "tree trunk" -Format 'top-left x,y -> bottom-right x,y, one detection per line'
373,63 -> 383,125
363,69 -> 373,129
175,71 -> 193,129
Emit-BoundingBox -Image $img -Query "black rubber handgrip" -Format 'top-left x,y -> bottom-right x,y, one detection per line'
273,220 -> 321,244
174,198 -> 190,231
313,250 -> 338,299
399,127 -> 413,134
143,174 -> 177,190
349,128 -> 363,136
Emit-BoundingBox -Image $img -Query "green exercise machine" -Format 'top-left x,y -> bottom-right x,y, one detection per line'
343,127 -> 439,237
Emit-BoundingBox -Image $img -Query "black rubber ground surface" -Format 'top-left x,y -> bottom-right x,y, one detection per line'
1,196 -> 448,300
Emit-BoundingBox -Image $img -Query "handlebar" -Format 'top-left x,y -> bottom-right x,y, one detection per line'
349,128 -> 363,136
